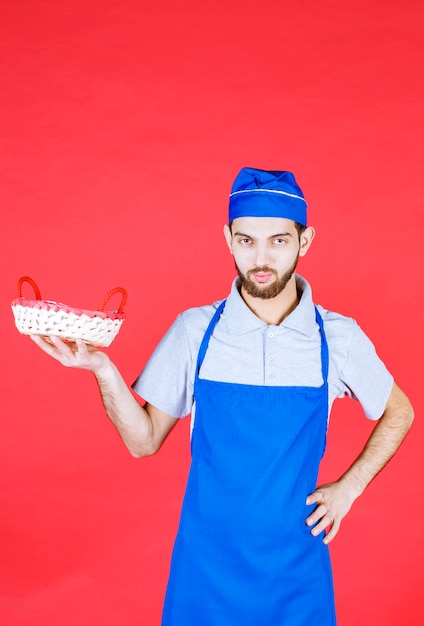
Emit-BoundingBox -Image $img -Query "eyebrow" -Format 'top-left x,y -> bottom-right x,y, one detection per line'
233,231 -> 293,239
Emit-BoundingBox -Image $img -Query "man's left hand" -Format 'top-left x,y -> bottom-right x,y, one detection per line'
305,481 -> 356,544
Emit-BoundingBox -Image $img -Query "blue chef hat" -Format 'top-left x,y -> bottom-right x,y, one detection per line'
229,167 -> 307,226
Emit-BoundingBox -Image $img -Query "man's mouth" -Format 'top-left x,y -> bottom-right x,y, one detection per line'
251,271 -> 274,283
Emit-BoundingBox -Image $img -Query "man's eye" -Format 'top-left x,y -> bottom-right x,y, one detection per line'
239,238 -> 251,245
274,239 -> 287,245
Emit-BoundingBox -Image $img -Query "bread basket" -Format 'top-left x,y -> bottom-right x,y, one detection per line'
11,276 -> 127,347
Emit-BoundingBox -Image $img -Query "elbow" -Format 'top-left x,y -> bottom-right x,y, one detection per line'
386,382 -> 415,433
400,390 -> 415,431
406,400 -> 415,429
127,439 -> 162,459
396,398 -> 414,437
398,401 -> 414,441
128,448 -> 156,459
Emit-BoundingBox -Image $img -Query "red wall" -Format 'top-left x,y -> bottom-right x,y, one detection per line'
1,1 -> 422,624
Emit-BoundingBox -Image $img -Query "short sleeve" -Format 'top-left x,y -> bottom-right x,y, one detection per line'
337,323 -> 394,420
132,314 -> 195,418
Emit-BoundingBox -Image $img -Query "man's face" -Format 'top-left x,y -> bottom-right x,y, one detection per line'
224,217 -> 312,300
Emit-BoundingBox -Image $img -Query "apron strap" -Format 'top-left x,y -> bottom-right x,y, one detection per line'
196,300 -> 329,385
314,306 -> 329,383
196,300 -> 226,377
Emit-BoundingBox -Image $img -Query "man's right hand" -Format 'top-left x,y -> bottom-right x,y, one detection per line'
30,335 -> 110,375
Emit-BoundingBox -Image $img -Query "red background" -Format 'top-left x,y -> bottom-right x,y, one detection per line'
1,1 -> 423,624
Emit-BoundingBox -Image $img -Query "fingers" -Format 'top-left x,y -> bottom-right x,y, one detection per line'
323,520 -> 340,544
30,334 -> 82,366
30,334 -> 63,356
305,491 -> 323,506
305,488 -> 342,544
306,503 -> 332,533
29,334 -> 108,373
306,504 -> 336,541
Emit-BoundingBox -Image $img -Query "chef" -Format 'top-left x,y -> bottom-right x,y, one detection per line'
31,167 -> 414,626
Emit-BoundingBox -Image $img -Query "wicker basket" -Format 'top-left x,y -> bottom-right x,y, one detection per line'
11,276 -> 127,347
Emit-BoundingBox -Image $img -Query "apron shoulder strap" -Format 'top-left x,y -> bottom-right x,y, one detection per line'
196,300 -> 226,376
314,306 -> 329,383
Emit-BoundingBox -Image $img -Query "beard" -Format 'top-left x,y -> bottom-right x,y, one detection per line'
236,255 -> 299,300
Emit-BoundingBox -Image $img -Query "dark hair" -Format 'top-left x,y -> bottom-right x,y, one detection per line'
294,222 -> 306,238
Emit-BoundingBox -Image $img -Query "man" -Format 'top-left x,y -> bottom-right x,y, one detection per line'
31,168 -> 413,626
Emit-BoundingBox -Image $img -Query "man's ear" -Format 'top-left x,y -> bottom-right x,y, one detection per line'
223,224 -> 233,254
299,226 -> 315,257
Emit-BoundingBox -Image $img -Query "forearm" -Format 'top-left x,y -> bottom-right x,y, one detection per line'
94,359 -> 157,457
338,382 -> 414,499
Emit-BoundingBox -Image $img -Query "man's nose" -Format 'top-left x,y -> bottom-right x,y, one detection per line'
253,244 -> 271,267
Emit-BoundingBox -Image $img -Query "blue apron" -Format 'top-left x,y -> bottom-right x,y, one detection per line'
161,301 -> 336,626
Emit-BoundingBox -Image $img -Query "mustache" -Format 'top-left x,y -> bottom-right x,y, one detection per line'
247,266 -> 277,276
